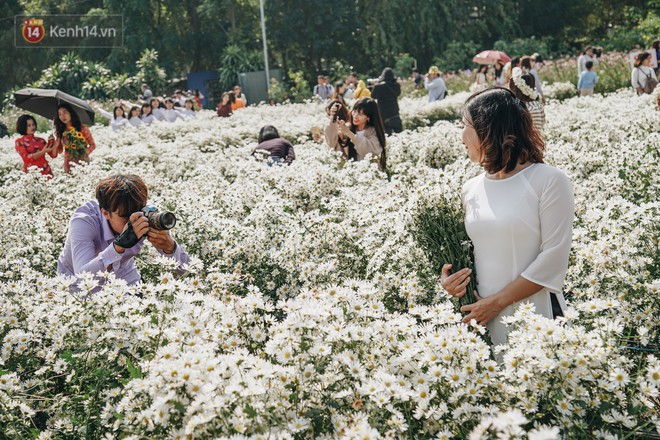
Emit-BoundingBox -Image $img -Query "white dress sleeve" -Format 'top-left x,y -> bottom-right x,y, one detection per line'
520,170 -> 574,293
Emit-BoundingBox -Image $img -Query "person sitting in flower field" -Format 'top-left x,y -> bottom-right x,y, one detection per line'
509,67 -> 545,131
442,88 -> 574,351
51,103 -> 96,173
14,114 -> 57,177
325,97 -> 387,171
252,125 -> 296,165
57,174 -> 189,286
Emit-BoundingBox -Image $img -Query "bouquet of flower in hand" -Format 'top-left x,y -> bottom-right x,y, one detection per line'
62,127 -> 88,161
412,192 -> 477,308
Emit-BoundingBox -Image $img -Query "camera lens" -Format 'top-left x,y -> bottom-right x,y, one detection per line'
157,212 -> 177,230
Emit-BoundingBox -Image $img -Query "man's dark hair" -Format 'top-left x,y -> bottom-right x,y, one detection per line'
258,125 -> 280,143
16,114 -> 37,135
586,61 -> 594,70
96,174 -> 148,218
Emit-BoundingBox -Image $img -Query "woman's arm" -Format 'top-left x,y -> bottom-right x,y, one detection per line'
96,107 -> 114,120
347,127 -> 383,158
459,276 -> 543,325
324,122 -> 341,152
81,125 -> 96,154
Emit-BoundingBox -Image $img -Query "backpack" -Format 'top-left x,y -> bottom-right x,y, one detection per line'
641,68 -> 659,94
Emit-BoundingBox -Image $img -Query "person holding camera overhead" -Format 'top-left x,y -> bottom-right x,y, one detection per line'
57,174 -> 189,286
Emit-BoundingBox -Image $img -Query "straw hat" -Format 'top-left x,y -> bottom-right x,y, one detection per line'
427,66 -> 441,75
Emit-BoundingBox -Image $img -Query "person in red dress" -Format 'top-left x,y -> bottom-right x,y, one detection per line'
51,103 -> 96,173
15,114 -> 57,177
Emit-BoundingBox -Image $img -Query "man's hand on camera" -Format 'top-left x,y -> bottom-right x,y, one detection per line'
113,212 -> 149,253
147,229 -> 176,254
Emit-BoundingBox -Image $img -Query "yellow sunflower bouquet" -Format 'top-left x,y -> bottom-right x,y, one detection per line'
62,127 -> 88,161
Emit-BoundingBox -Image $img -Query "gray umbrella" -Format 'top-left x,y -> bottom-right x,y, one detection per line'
14,88 -> 95,125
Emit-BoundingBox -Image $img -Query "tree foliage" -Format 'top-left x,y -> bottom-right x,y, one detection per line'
1,0 -> 659,100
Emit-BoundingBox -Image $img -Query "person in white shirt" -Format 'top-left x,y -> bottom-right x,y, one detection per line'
176,99 -> 197,118
150,98 -> 165,121
127,106 -> 143,127
174,90 -> 187,107
631,52 -> 658,95
161,98 -> 184,122
577,47 -> 599,78
95,105 -> 128,131
140,103 -> 156,125
442,88 -> 573,353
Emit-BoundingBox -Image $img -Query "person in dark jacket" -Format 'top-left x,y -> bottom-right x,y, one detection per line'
371,67 -> 402,135
252,125 -> 295,165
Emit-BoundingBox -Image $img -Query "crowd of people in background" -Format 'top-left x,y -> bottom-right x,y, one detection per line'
13,40 -> 660,177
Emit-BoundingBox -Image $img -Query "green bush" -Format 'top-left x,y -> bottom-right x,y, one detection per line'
31,53 -> 112,99
394,53 -> 416,79
218,45 -> 264,91
434,41 -> 479,72
493,36 -> 551,58
133,49 -> 167,95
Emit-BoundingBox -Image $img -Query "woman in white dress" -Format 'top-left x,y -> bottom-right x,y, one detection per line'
441,88 -> 574,348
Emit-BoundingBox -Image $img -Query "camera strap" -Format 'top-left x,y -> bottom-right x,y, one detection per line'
113,221 -> 141,249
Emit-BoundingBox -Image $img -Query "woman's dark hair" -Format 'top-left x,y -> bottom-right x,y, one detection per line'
494,62 -> 504,77
16,114 -> 37,135
352,97 -> 387,171
508,73 -> 536,103
462,87 -> 544,174
653,40 -> 660,51
379,67 -> 396,84
634,52 -> 651,68
228,91 -> 236,104
185,99 -> 196,110
96,174 -> 148,218
129,106 -> 140,117
54,102 -> 82,138
520,56 -> 533,70
511,57 -> 521,68
258,125 -> 279,143
150,97 -> 162,109
326,99 -> 350,122
477,65 -> 488,74
113,105 -> 126,119
164,97 -> 174,104
583,46 -> 593,55
141,103 -> 151,115
327,99 -> 357,160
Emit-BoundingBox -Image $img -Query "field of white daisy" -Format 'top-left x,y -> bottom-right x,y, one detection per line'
0,88 -> 657,439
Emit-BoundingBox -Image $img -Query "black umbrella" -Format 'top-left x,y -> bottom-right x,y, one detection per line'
14,88 -> 95,125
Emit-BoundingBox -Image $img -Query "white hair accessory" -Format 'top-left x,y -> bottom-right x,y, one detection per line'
511,67 -> 539,100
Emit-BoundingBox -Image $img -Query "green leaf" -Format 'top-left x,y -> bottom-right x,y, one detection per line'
126,358 -> 143,379
60,350 -> 74,363
245,404 -> 258,418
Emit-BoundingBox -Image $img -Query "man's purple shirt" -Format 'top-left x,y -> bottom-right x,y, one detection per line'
57,200 -> 189,284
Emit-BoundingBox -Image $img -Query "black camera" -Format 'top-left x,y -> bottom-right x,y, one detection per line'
141,205 -> 177,230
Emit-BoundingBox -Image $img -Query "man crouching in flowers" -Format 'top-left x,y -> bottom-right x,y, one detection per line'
57,174 -> 189,288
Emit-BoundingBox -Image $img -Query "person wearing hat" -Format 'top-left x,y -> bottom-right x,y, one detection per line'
424,66 -> 447,102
